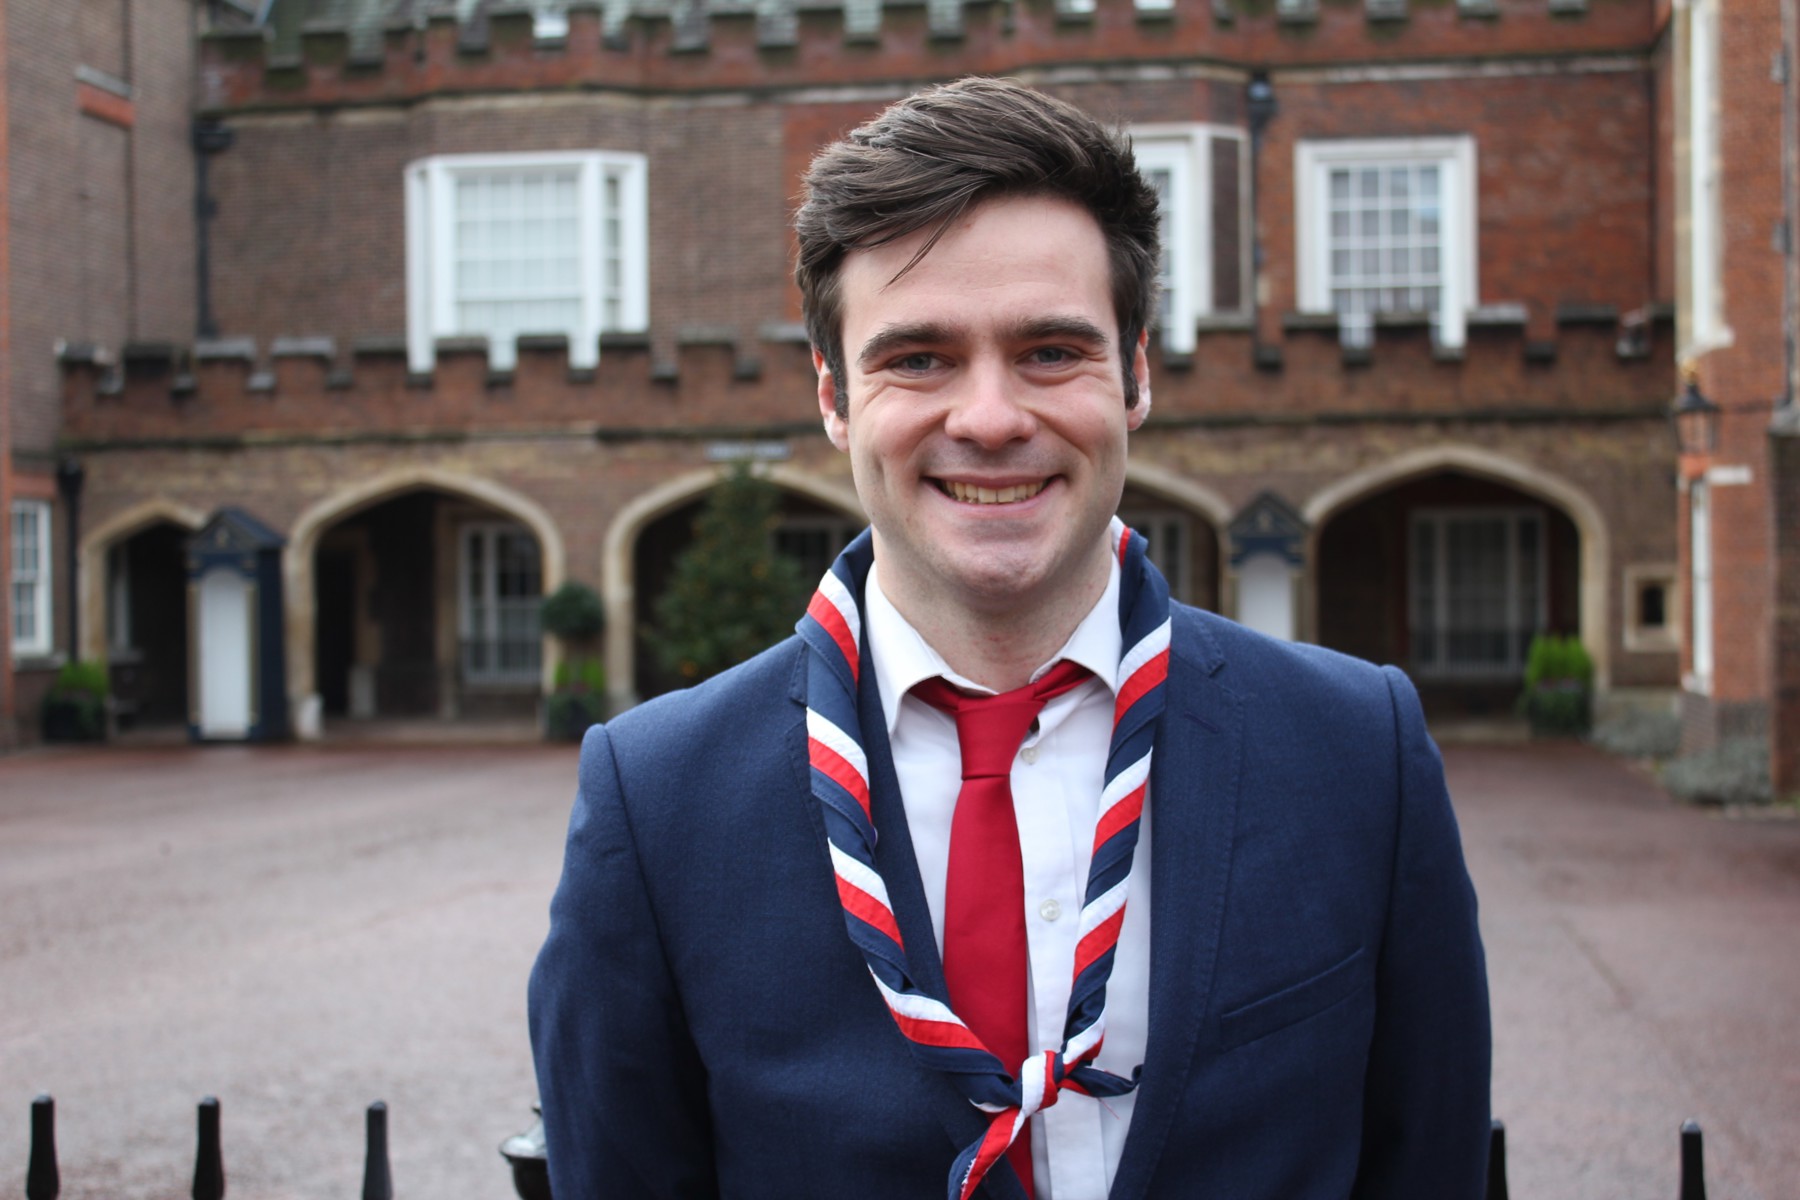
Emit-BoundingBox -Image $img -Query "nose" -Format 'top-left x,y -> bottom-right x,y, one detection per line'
943,361 -> 1037,449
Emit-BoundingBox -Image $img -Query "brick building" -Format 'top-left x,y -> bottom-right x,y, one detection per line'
2,0 -> 204,746
1670,0 -> 1799,794
11,0 -> 1745,751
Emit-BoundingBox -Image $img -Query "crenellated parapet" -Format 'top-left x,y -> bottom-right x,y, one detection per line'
58,306 -> 1675,445
200,0 -> 1655,112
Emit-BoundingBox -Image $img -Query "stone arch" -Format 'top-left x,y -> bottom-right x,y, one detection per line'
1302,444 -> 1613,689
601,464 -> 864,712
78,499 -> 208,662
1120,460 -> 1234,609
285,467 -> 567,737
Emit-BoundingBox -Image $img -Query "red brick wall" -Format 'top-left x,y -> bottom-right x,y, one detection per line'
5,0 -> 195,462
1,0 -> 14,730
1685,0 -> 1788,735
197,64 -> 1670,396
198,2 -> 1658,113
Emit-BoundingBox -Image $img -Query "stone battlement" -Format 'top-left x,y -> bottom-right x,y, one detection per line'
59,306 -> 1675,444
200,0 -> 1652,112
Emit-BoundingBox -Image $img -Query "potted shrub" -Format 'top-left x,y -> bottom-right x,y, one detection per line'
41,660 -> 110,742
1518,634 -> 1593,737
541,581 -> 606,741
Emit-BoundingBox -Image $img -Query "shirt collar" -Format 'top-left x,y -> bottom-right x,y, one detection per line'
865,555 -> 1123,737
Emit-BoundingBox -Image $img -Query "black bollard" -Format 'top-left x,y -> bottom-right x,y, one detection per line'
362,1102 -> 393,1200
26,1095 -> 59,1200
1485,1119 -> 1508,1200
1678,1119 -> 1706,1200
193,1097 -> 225,1200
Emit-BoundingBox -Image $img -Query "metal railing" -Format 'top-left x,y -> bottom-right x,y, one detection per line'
22,1096 -> 1710,1200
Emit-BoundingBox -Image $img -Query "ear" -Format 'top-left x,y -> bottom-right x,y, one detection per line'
813,348 -> 850,453
1126,329 -> 1151,431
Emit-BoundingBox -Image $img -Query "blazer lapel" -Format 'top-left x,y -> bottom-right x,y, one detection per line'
1108,613 -> 1245,1200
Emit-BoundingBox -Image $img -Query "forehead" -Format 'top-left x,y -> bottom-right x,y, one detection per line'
835,195 -> 1115,344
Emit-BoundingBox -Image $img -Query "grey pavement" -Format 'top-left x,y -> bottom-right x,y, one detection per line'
1,739 -> 1796,1199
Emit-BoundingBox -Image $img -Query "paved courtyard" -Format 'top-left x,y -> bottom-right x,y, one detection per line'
1,738 -> 1796,1199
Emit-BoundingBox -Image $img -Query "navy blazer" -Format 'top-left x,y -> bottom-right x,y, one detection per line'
529,604 -> 1490,1198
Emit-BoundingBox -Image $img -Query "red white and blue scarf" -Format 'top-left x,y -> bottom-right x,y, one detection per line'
796,517 -> 1172,1200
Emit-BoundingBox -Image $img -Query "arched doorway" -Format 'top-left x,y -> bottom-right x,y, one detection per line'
79,501 -> 208,731
286,469 -> 565,737
1308,451 -> 1605,717
601,466 -> 864,710
632,485 -> 863,701
1119,461 -> 1232,613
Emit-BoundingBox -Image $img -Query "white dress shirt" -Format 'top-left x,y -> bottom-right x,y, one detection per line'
865,560 -> 1152,1200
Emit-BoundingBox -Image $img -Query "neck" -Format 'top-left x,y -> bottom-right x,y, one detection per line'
873,537 -> 1113,692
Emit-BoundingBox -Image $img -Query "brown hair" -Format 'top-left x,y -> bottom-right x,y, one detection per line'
794,76 -> 1162,417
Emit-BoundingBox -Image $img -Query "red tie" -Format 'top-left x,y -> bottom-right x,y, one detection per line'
912,660 -> 1093,1199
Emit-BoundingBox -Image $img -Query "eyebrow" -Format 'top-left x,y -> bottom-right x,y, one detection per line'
856,322 -> 953,371
854,316 -> 1111,371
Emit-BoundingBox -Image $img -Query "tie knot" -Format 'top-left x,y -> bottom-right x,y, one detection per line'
912,660 -> 1092,780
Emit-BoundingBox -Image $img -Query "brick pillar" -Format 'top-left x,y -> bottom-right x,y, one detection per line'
1771,408 -> 1800,796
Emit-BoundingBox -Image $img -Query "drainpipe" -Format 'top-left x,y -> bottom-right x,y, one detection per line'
1245,71 -> 1278,357
55,459 -> 84,662
193,118 -> 234,339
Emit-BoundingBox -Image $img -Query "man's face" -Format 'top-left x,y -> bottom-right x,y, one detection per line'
815,194 -> 1149,619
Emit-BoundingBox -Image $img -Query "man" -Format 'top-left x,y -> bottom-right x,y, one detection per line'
530,77 -> 1489,1200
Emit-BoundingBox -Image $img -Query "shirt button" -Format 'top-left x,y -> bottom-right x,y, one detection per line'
1020,745 -> 1040,765
1039,899 -> 1062,922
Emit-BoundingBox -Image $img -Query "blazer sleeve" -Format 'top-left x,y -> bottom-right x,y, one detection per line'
1351,667 -> 1492,1199
528,723 -> 719,1200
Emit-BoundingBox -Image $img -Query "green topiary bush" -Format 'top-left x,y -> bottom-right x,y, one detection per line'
540,581 -> 604,642
41,660 -> 110,742
1518,634 -> 1594,737
651,465 -> 810,685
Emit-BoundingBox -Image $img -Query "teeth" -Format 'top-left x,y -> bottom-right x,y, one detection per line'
943,480 -> 1044,504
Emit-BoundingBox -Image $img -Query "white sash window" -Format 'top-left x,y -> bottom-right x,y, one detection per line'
407,151 -> 648,372
460,524 -> 543,683
10,500 -> 52,657
1409,508 -> 1545,677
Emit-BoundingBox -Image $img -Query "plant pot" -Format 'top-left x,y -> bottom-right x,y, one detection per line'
42,694 -> 107,742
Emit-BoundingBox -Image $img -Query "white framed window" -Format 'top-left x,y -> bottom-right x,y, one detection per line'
1683,0 -> 1727,353
1133,125 -> 1249,354
1688,480 -> 1713,690
10,500 -> 53,657
1296,136 -> 1478,350
459,523 -> 543,683
1409,508 -> 1545,678
406,150 -> 648,372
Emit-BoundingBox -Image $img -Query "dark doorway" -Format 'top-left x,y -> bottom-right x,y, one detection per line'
1315,471 -> 1580,717
106,523 -> 191,729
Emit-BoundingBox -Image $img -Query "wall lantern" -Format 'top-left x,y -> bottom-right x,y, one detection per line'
1246,72 -> 1277,141
1672,361 -> 1720,456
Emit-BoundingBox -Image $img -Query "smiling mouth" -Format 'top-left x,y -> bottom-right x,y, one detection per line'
936,479 -> 1048,505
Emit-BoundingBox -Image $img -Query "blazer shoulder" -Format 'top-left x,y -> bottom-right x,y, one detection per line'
1172,602 -> 1401,712
588,635 -> 806,786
